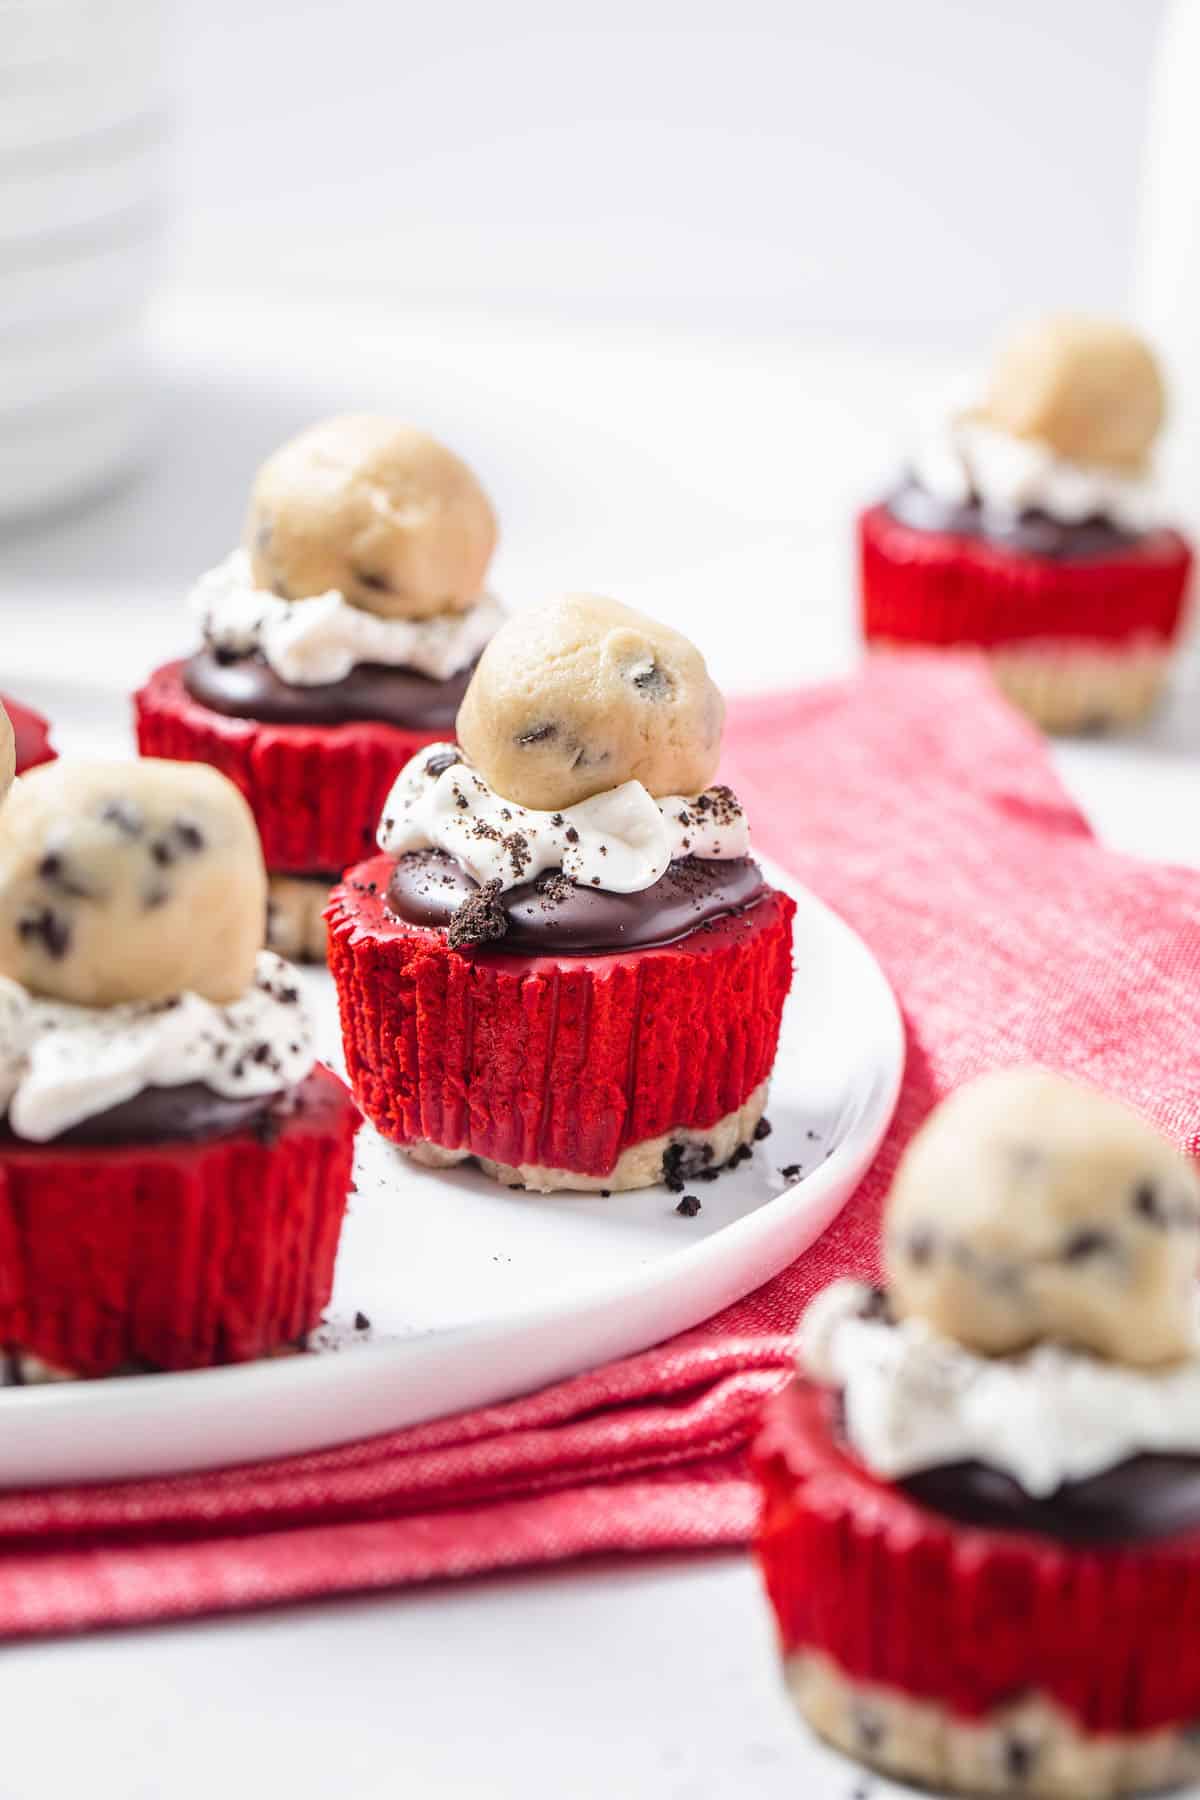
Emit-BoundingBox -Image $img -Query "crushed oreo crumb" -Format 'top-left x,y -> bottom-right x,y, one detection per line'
448,879 -> 508,950
662,1141 -> 715,1193
676,1194 -> 702,1217
536,870 -> 575,908
754,1117 -> 772,1140
354,1311 -> 371,1332
781,1163 -> 802,1181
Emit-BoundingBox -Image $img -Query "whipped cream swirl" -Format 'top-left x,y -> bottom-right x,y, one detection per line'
0,951 -> 316,1142
800,1280 -> 1200,1498
191,550 -> 503,687
910,416 -> 1160,533
377,744 -> 750,894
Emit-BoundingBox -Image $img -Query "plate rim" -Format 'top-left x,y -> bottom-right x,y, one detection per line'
0,854 -> 905,1484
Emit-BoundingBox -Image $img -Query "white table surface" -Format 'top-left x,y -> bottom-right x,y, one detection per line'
1,295 -> 1197,1799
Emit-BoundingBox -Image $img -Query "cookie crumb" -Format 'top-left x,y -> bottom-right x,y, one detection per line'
781,1163 -> 802,1181
448,879 -> 508,949
754,1116 -> 772,1141
354,1311 -> 371,1332
675,1194 -> 701,1217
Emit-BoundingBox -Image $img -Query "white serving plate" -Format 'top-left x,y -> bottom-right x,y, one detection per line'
0,857 -> 903,1488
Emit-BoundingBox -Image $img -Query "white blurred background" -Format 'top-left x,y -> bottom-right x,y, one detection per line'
168,0 -> 1163,342
2,0 -> 1198,858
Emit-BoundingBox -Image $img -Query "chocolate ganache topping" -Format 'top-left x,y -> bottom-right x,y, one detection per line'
386,849 -> 766,954
0,1083 -> 279,1148
901,1451 -> 1200,1546
886,479 -> 1140,561
183,650 -> 475,730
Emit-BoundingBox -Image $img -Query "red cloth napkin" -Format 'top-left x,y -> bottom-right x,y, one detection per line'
5,651 -> 1200,1639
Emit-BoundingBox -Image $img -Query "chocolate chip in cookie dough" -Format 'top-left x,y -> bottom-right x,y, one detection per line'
100,799 -> 145,838
17,907 -> 70,960
630,659 -> 672,698
424,750 -> 461,778
36,853 -> 97,900
904,1226 -> 937,1267
516,723 -> 557,745
1062,1226 -> 1115,1262
448,879 -> 508,950
1133,1179 -> 1166,1226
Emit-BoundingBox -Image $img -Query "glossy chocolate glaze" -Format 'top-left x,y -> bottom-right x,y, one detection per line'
385,849 -> 767,953
183,649 -> 475,729
2,1082 -> 277,1148
886,478 -> 1140,561
902,1453 -> 1200,1545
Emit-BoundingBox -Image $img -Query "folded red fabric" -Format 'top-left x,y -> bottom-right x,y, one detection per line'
4,651 -> 1199,1639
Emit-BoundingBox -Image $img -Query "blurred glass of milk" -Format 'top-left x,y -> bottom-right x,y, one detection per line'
0,0 -> 164,525
1136,0 -> 1200,532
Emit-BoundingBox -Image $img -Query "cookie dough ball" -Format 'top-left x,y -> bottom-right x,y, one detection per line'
0,705 -> 13,810
0,760 -> 267,1007
245,415 -> 497,621
982,315 -> 1165,471
885,1067 -> 1200,1367
456,594 -> 725,810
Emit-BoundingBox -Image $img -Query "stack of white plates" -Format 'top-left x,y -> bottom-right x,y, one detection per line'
0,0 -> 164,522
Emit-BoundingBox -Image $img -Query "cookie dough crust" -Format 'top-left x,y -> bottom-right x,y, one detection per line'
788,1649 -> 1199,1799
403,1080 -> 769,1193
986,642 -> 1169,735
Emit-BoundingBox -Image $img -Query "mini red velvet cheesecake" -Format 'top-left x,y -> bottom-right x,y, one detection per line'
754,1069 -> 1200,1798
2,695 -> 55,774
135,415 -> 502,962
860,316 -> 1193,734
328,594 -> 796,1193
0,756 -> 358,1379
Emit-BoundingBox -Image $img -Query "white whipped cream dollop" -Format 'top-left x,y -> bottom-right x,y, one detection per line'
800,1279 -> 1200,1499
377,744 -> 751,894
910,416 -> 1160,533
190,550 -> 503,687
0,951 -> 316,1142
